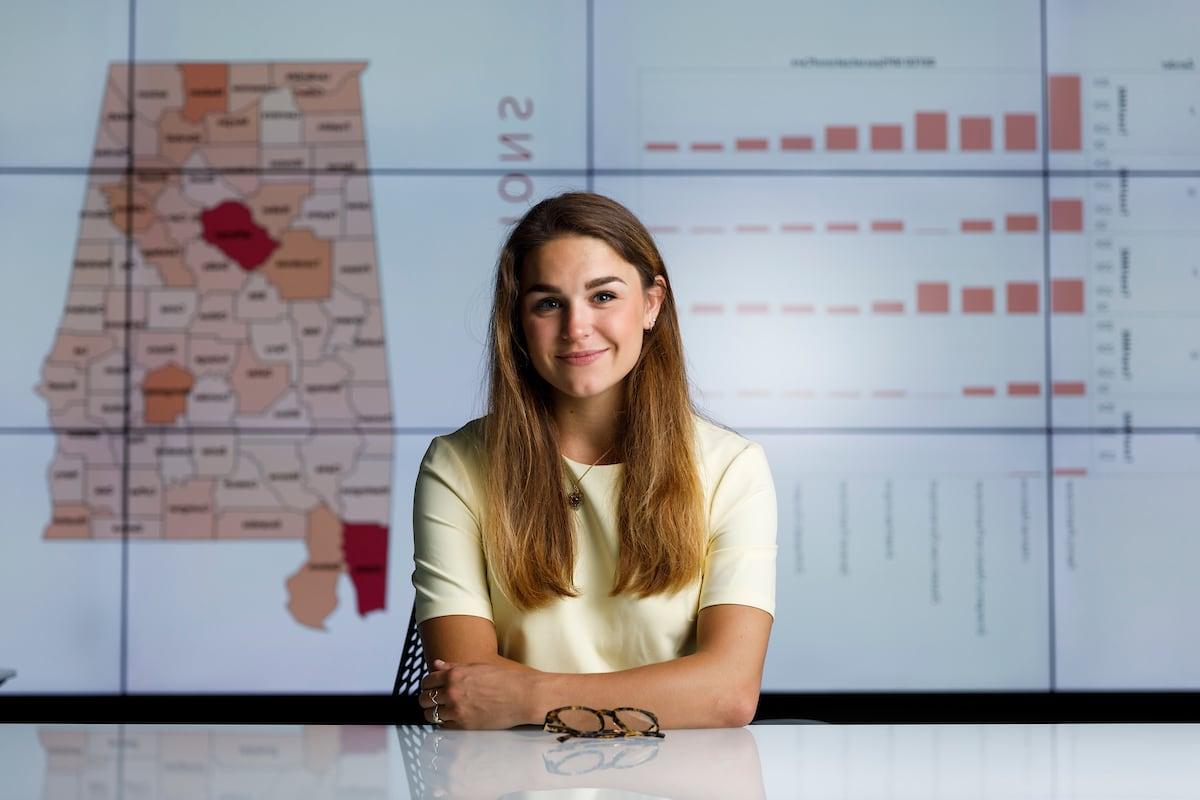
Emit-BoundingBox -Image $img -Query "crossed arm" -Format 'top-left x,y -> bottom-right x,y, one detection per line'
416,602 -> 773,730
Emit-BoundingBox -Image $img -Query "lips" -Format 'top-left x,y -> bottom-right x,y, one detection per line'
556,348 -> 607,366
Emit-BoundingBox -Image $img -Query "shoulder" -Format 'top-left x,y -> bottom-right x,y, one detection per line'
419,416 -> 488,483
691,413 -> 765,470
430,416 -> 487,454
691,415 -> 777,541
691,413 -> 773,498
691,412 -> 772,501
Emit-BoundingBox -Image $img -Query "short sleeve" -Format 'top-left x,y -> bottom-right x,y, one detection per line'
698,442 -> 778,618
411,434 -> 495,624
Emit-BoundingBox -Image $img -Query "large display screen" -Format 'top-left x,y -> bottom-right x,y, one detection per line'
1,0 -> 1197,693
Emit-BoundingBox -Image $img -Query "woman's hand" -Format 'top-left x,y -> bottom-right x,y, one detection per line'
419,658 -> 540,730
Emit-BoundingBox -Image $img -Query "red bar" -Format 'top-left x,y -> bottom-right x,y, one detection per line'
1055,467 -> 1088,476
690,225 -> 724,234
1053,381 -> 1087,396
645,141 -> 679,152
872,301 -> 905,314
1005,214 -> 1039,232
1006,282 -> 1040,313
826,305 -> 860,315
1005,113 -> 1037,151
781,222 -> 814,232
963,386 -> 997,397
826,222 -> 859,233
961,219 -> 995,233
690,303 -> 724,314
1049,75 -> 1082,151
1051,279 -> 1084,313
690,141 -> 724,152
734,224 -> 770,233
736,303 -> 769,314
781,303 -> 815,314
781,135 -> 814,151
870,124 -> 903,151
915,112 -> 948,150
1050,199 -> 1084,232
735,138 -> 769,152
917,282 -> 949,313
960,116 -> 993,151
1008,382 -> 1042,396
871,219 -> 904,232
962,287 -> 995,313
825,126 -> 858,151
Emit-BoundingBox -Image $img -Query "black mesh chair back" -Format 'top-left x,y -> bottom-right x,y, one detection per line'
393,603 -> 427,696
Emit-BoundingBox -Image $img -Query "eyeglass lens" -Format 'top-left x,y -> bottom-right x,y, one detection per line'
556,708 -> 656,733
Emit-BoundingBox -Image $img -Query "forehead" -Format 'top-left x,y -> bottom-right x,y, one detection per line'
522,235 -> 639,287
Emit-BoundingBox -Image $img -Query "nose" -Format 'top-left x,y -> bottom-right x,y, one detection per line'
561,301 -> 593,341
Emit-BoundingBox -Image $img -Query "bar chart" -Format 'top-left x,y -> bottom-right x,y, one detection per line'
595,0 -> 1042,169
596,174 -> 1063,428
640,99 -> 1044,163
627,69 -> 1045,171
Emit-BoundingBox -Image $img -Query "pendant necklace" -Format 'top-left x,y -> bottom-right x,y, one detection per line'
566,445 -> 614,511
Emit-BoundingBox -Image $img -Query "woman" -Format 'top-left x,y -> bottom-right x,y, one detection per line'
412,192 -> 777,730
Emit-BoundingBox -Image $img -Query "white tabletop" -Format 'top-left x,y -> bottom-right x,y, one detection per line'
2,722 -> 1198,798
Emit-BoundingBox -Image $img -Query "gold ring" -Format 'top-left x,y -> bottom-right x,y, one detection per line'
429,688 -> 438,703
432,704 -> 442,724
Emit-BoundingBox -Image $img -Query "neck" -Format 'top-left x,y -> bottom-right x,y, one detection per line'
552,385 -> 623,464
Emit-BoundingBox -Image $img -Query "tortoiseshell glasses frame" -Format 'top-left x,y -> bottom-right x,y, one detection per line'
543,705 -> 666,743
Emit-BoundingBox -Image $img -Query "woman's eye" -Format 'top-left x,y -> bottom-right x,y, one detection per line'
534,297 -> 560,312
593,291 -> 616,303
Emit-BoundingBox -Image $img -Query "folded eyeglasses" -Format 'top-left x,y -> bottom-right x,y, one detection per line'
543,706 -> 665,743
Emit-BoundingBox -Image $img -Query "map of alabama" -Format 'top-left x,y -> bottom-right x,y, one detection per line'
36,62 -> 393,630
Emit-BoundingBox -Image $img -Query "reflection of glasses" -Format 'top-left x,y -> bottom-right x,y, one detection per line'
543,736 -> 661,775
543,706 -> 666,743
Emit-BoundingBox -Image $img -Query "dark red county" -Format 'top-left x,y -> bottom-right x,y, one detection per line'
342,522 -> 388,616
200,200 -> 279,270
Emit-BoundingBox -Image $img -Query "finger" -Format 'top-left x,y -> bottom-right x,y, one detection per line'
418,686 -> 447,708
419,673 -> 447,692
424,704 -> 451,725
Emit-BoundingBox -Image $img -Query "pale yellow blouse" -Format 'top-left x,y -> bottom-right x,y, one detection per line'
411,414 -> 777,673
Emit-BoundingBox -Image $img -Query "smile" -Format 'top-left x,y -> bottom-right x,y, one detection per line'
556,348 -> 607,366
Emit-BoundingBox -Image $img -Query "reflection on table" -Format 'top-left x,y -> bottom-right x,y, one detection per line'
4,721 -> 1200,799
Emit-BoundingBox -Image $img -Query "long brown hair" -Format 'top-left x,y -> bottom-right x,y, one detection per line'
481,192 -> 705,610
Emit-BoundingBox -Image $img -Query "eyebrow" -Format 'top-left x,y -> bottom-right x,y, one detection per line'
524,275 -> 627,295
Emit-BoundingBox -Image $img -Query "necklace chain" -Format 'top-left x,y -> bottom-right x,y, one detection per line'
566,444 -> 614,510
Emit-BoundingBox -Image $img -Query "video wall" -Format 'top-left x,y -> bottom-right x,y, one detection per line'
1,0 -> 1198,693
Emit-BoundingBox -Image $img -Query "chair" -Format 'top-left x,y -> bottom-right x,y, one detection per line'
392,604 -> 427,696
